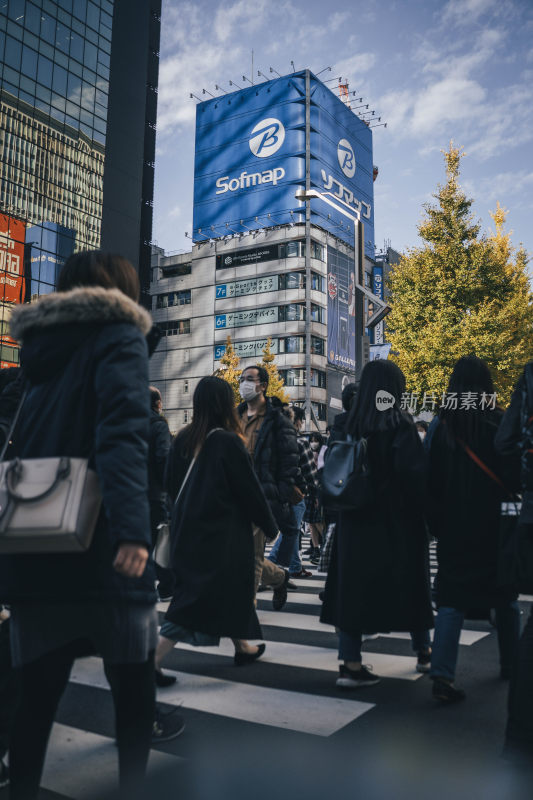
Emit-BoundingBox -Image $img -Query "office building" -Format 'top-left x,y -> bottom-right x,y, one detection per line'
0,0 -> 160,367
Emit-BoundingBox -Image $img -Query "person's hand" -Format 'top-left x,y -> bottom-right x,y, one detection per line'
113,543 -> 149,578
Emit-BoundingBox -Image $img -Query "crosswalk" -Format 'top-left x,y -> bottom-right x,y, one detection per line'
4,538 -> 504,799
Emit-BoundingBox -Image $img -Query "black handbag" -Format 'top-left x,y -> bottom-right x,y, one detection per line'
321,435 -> 374,511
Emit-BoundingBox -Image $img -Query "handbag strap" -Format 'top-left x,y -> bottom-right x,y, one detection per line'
456,437 -> 514,499
174,426 -> 224,507
0,388 -> 28,462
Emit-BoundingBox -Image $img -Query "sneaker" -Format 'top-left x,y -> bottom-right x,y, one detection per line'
431,678 -> 466,703
272,570 -> 289,611
310,548 -> 321,564
286,580 -> 299,592
152,708 -> 186,742
290,569 -> 313,578
256,584 -> 269,593
303,546 -> 314,556
416,650 -> 431,673
0,760 -> 9,789
336,664 -> 380,688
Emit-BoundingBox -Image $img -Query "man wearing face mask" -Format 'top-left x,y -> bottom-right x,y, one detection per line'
238,367 -> 300,610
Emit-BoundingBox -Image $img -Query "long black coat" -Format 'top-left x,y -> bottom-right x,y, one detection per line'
165,429 -> 278,639
0,287 -> 157,605
148,410 -> 171,528
237,398 -> 299,526
321,417 -> 434,634
427,411 -> 520,611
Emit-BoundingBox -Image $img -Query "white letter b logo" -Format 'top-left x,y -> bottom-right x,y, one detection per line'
250,118 -> 285,158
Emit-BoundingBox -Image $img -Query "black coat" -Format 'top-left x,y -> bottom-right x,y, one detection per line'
427,411 -> 520,611
148,410 -> 171,528
321,417 -> 434,634
0,287 -> 157,605
164,429 -> 278,639
330,411 -> 348,443
237,398 -> 299,526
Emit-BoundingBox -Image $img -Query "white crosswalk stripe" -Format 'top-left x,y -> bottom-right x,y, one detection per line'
26,533 -> 503,798
70,657 -> 374,737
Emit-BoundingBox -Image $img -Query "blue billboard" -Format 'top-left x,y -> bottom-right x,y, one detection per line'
192,70 -> 374,256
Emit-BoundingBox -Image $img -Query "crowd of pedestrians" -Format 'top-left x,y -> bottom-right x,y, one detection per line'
0,249 -> 533,796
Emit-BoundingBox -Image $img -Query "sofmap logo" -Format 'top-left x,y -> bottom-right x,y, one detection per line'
337,138 -> 356,179
249,118 -> 285,158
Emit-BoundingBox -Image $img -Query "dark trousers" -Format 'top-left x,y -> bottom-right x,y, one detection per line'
505,604 -> 533,762
8,640 -> 155,800
0,619 -> 20,761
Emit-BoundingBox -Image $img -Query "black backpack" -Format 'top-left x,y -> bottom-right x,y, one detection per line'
520,363 -> 533,492
321,435 -> 374,511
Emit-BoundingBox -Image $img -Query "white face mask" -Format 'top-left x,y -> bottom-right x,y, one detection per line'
310,442 -> 320,451
240,380 -> 259,402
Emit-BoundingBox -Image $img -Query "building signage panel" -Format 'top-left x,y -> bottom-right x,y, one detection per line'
0,214 -> 26,304
307,77 -> 374,256
215,244 -> 279,270
215,306 -> 278,330
216,274 -> 279,299
327,245 -> 355,370
193,70 -> 374,256
372,265 -> 384,344
214,337 -> 279,360
193,75 -> 306,241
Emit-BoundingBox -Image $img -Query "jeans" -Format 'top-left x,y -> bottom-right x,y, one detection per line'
506,604 -> 533,759
338,629 -> 432,664
268,500 -> 306,573
431,602 -> 520,682
9,640 -> 155,800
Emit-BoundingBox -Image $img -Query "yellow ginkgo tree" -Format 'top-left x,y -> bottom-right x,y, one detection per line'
387,143 -> 533,407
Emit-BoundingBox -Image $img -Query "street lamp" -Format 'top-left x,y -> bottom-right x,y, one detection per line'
295,187 -> 390,377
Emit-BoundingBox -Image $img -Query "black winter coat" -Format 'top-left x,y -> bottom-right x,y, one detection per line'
427,411 -> 520,611
148,410 -> 171,528
164,429 -> 278,639
321,417 -> 434,634
237,398 -> 299,526
0,287 -> 157,605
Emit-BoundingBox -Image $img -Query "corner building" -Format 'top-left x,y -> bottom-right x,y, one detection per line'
0,0 -> 160,368
150,70 -> 381,432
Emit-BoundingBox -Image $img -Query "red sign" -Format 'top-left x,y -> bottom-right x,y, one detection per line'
0,214 -> 26,305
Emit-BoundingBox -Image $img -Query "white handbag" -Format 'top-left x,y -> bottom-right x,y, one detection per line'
0,391 -> 102,554
154,427 -> 222,569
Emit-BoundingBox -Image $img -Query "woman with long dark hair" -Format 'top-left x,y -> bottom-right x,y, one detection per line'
320,359 -> 433,688
427,356 -> 520,702
306,432 -> 325,564
155,376 -> 279,674
0,251 -> 171,798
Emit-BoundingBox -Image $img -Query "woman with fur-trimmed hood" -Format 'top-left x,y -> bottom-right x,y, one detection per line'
0,252 -> 162,797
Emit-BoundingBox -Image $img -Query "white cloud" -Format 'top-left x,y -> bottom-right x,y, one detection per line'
168,205 -> 182,218
411,77 -> 486,134
441,0 -> 500,25
335,53 -> 377,82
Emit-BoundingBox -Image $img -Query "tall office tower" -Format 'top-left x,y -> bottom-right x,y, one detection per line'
0,0 -> 160,368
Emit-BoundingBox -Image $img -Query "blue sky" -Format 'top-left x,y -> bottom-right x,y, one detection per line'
153,0 -> 533,266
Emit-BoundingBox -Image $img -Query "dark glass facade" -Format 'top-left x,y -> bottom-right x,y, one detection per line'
0,0 -> 160,367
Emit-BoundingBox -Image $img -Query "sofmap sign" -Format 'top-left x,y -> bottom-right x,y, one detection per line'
214,337 -> 279,360
215,306 -> 278,329
216,274 -> 279,299
193,70 -> 374,255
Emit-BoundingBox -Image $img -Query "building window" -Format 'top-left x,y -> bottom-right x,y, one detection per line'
311,402 -> 327,421
278,335 -> 325,355
184,380 -> 189,394
161,263 -> 191,278
156,289 -> 191,309
183,409 -> 190,424
158,319 -> 191,336
311,240 -> 325,261
279,369 -> 326,388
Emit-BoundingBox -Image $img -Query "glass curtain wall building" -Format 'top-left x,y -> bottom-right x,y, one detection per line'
0,0 -> 160,367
